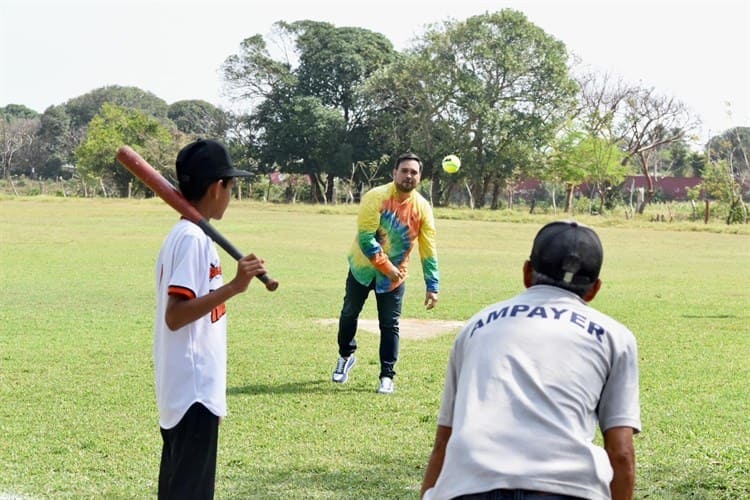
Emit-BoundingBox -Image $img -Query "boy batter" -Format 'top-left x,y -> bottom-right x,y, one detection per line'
154,139 -> 267,499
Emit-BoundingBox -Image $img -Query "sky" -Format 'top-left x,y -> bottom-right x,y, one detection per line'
1,0 -> 748,146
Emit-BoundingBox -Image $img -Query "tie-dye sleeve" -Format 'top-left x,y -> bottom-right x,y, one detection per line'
418,202 -> 440,293
356,189 -> 396,276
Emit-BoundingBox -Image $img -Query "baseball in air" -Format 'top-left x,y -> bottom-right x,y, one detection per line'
442,154 -> 461,174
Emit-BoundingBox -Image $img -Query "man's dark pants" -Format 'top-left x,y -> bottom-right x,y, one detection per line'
337,270 -> 405,379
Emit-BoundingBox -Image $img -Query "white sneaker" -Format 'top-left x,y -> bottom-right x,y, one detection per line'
332,355 -> 356,383
377,376 -> 394,394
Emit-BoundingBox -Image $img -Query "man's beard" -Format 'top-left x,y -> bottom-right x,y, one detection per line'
395,180 -> 416,193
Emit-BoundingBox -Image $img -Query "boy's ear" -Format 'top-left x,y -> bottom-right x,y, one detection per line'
206,179 -> 223,199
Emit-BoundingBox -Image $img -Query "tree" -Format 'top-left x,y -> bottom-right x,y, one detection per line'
75,104 -> 177,196
252,92 -> 346,203
1,104 -> 39,120
392,10 -> 578,207
290,21 -> 396,124
1,109 -> 40,183
619,88 -> 698,213
222,33 -> 297,103
707,127 -> 750,186
578,135 -> 628,213
700,160 -> 748,224
542,127 -> 589,212
34,105 -> 77,179
168,100 -> 228,140
0,104 -> 39,183
222,21 -> 397,203
65,85 -> 170,129
280,21 -> 398,200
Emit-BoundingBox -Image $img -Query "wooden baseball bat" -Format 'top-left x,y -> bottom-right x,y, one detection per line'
116,145 -> 278,292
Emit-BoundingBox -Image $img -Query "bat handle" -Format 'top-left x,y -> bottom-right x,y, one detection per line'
197,220 -> 279,292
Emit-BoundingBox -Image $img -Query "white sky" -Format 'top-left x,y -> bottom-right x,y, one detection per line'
1,0 -> 748,145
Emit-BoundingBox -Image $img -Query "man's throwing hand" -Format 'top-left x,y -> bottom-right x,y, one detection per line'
424,292 -> 438,310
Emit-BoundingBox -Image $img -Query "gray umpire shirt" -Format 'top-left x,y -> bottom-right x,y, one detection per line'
427,285 -> 641,500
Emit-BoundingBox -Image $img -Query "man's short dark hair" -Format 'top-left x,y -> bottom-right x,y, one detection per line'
394,152 -> 423,172
530,270 -> 594,298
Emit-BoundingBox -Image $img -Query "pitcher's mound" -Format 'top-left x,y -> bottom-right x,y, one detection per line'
316,318 -> 463,340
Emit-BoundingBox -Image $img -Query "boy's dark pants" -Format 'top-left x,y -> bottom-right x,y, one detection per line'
159,402 -> 219,500
337,270 -> 405,379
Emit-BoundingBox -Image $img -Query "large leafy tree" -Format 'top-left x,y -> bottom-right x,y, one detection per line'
27,87 -> 173,182
368,10 -> 578,207
75,103 -> 177,196
362,49 -> 460,203
1,104 -> 39,120
65,85 -> 169,129
255,93 -> 346,202
168,100 -> 228,140
222,21 -> 397,202
35,105 -> 77,178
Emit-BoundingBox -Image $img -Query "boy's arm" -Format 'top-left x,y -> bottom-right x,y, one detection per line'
165,253 -> 266,330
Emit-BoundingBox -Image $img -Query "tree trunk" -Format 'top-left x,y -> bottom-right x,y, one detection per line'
635,152 -> 655,214
550,185 -> 557,214
564,183 -> 574,213
463,181 -> 474,209
308,172 -> 325,203
704,199 -> 710,224
431,175 -> 441,207
9,175 -> 19,196
326,174 -> 335,204
490,183 -> 500,210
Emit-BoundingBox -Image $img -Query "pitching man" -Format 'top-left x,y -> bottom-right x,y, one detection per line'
331,152 -> 439,394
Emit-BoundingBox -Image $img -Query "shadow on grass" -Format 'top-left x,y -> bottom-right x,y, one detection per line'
228,379 -> 377,396
221,448 -> 423,499
681,314 -> 740,319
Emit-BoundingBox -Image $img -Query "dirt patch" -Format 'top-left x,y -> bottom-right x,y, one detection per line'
316,318 -> 464,340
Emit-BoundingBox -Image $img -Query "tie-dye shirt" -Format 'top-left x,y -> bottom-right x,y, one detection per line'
348,182 -> 439,294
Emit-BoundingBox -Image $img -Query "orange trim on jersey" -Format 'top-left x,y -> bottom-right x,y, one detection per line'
168,285 -> 196,300
211,303 -> 227,323
209,264 -> 222,280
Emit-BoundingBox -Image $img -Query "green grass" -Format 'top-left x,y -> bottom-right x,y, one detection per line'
0,197 -> 748,498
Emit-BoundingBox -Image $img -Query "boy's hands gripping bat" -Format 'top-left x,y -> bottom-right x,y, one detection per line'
116,146 -> 278,292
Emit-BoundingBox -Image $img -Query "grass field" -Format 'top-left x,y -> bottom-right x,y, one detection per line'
1,197 -> 748,499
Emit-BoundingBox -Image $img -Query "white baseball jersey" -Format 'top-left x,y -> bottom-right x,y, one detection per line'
154,219 -> 228,429
426,285 -> 641,500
